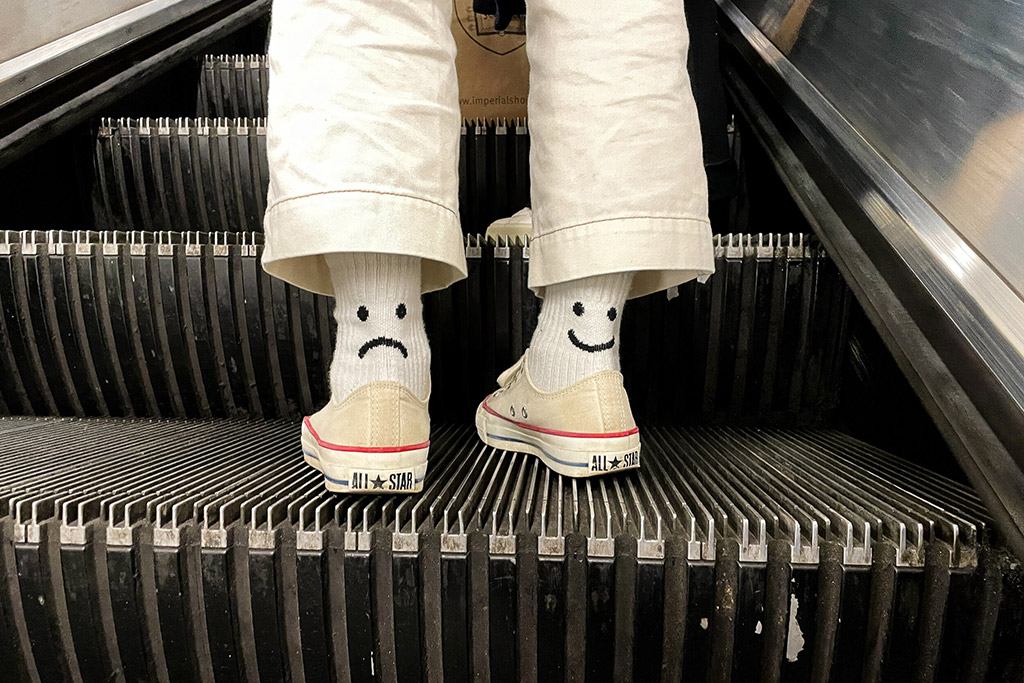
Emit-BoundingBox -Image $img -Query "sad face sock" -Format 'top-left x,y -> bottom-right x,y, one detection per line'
324,255 -> 630,400
527,272 -> 633,392
325,253 -> 430,403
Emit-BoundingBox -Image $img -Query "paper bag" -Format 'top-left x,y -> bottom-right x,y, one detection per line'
451,0 -> 529,120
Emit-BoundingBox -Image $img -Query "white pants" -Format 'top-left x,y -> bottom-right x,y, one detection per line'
262,0 -> 713,299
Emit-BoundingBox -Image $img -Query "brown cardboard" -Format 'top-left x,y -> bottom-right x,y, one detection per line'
451,0 -> 529,120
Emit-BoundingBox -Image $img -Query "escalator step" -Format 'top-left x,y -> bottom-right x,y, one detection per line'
197,54 -> 269,119
0,230 -> 849,425
92,117 -> 530,234
0,418 -> 1016,682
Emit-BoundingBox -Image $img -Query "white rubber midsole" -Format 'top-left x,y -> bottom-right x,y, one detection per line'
475,403 -> 641,478
301,424 -> 427,494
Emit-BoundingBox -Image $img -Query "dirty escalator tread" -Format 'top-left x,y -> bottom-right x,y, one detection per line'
0,417 -> 1019,681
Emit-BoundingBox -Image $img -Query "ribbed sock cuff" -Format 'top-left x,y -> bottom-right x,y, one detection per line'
325,253 -> 430,402
527,272 -> 633,392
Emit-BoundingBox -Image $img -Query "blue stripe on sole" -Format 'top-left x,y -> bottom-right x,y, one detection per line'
303,448 -> 424,488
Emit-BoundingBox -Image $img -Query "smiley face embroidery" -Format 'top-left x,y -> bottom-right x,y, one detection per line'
356,303 -> 410,358
567,301 -> 618,353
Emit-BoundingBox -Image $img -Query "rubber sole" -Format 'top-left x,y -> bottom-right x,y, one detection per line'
475,402 -> 641,478
301,422 -> 427,494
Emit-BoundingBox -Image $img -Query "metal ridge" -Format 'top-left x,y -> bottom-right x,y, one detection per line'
0,419 -> 990,568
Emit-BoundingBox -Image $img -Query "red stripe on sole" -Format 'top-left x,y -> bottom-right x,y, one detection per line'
481,396 -> 640,439
303,417 -> 430,453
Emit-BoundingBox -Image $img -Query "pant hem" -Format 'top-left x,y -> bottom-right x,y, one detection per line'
528,216 -> 715,298
262,189 -> 468,295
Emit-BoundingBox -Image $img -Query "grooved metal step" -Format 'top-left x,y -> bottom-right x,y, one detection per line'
0,418 -> 1019,682
0,230 -> 849,425
1,421 -> 989,565
198,54 -> 269,118
92,116 -> 531,234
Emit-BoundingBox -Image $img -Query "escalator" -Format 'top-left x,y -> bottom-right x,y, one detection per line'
0,1 -> 1022,681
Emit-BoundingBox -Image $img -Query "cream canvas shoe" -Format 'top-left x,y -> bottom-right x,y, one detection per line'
475,352 -> 641,477
484,207 -> 532,243
301,381 -> 430,493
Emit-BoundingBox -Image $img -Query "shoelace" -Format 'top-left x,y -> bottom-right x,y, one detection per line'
493,361 -> 525,397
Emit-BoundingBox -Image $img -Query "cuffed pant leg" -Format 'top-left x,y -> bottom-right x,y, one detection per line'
262,0 -> 467,295
524,0 -> 715,299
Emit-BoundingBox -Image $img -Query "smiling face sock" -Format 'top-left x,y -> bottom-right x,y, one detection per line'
527,272 -> 633,392
325,253 -> 430,403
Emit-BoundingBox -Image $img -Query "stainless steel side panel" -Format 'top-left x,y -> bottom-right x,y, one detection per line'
716,0 -> 1024,556
1,0 -> 151,64
0,0 -> 223,108
730,0 -> 1024,296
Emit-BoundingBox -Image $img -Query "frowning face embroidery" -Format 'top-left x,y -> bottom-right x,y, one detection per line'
567,301 -> 618,353
356,303 -> 410,358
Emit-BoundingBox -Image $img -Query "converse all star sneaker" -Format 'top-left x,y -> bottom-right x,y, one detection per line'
301,381 -> 429,493
475,352 -> 641,477
485,207 -> 532,243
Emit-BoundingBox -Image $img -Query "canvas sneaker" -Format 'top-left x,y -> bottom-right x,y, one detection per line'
485,207 -> 532,243
301,381 -> 429,493
475,351 -> 641,477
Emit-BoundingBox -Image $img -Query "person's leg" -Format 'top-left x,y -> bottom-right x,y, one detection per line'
525,0 -> 713,296
265,0 -> 464,493
263,0 -> 465,295
477,0 -> 713,476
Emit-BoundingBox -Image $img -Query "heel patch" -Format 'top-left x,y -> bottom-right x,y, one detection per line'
350,470 -> 419,491
589,450 -> 641,473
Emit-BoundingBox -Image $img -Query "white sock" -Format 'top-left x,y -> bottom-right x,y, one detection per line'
527,273 -> 633,392
325,253 -> 430,402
